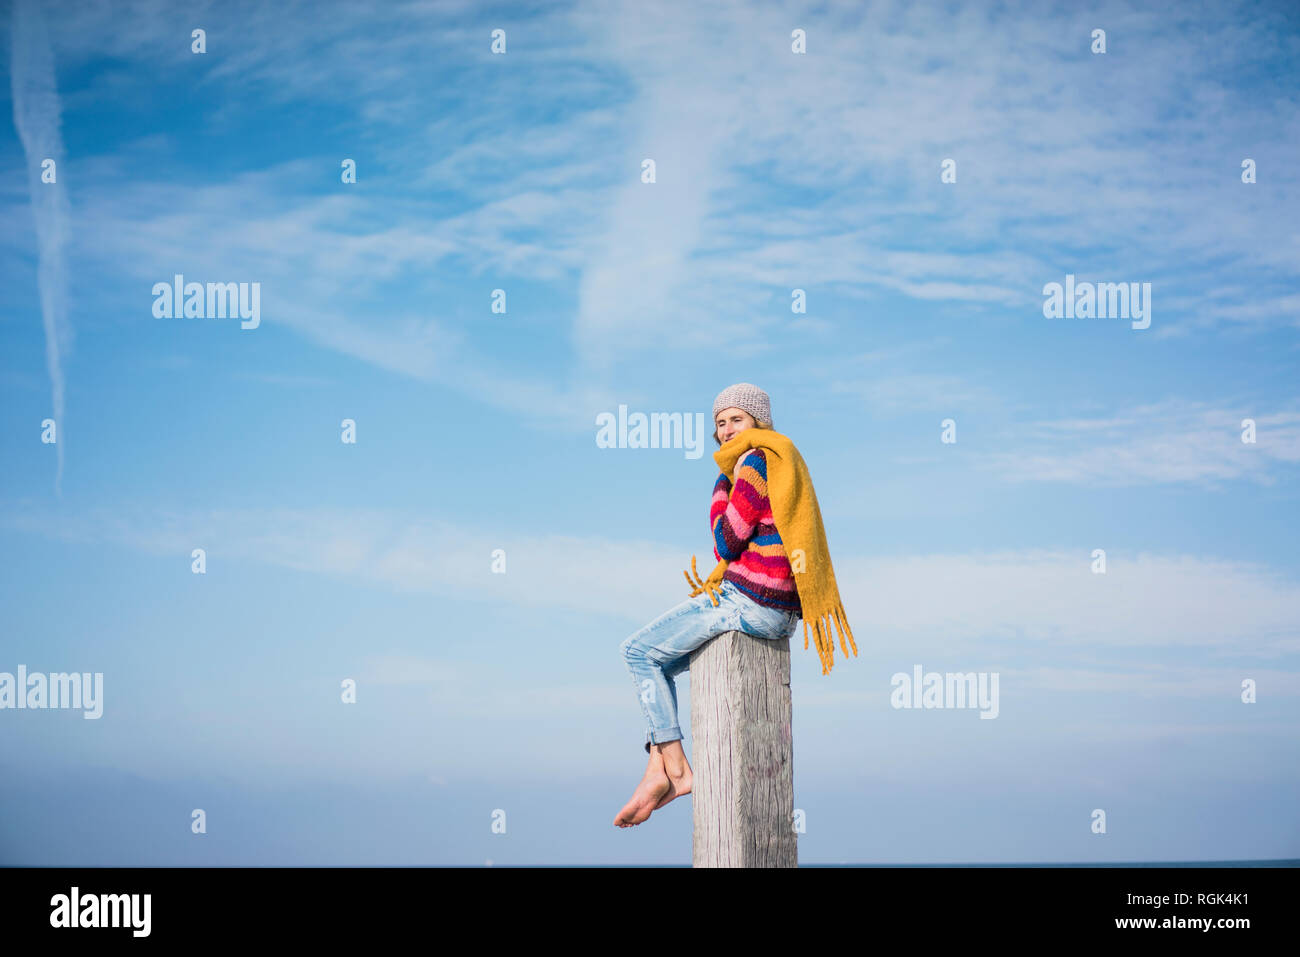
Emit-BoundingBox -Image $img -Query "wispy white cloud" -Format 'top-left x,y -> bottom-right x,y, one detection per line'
5,502 -> 1299,663
814,375 -> 1300,487
61,154 -> 627,427
832,547 -> 1300,658
9,0 -> 71,495
0,502 -> 685,620
8,0 -> 1292,409
974,401 -> 1300,486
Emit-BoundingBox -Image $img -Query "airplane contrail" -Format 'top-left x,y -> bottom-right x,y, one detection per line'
11,0 -> 73,496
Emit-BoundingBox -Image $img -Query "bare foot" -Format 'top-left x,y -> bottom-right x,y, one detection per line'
614,769 -> 671,827
653,768 -> 693,810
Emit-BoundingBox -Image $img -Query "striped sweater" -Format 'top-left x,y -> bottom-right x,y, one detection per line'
710,448 -> 802,617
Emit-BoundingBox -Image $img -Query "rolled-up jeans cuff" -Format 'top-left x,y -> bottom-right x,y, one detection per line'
645,727 -> 683,753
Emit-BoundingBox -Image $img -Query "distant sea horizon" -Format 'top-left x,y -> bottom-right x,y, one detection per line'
804,859 -> 1299,867
610,859 -> 1300,868
17,860 -> 1293,867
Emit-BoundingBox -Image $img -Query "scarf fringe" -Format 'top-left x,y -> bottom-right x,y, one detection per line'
803,600 -> 859,675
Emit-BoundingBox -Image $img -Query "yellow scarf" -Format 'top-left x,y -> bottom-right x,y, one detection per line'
683,428 -> 858,675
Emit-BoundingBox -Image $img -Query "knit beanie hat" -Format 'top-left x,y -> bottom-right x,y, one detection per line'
712,383 -> 771,424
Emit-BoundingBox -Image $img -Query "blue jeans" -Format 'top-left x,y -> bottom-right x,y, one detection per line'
620,579 -> 800,753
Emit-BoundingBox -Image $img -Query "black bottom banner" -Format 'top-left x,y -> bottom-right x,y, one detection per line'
0,863 -> 1288,942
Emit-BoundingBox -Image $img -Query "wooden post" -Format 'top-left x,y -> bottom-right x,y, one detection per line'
690,629 -> 797,867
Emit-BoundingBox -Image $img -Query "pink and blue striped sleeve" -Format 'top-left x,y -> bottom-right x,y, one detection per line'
712,450 -> 768,562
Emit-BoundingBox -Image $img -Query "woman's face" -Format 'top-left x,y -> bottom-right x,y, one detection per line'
716,407 -> 757,444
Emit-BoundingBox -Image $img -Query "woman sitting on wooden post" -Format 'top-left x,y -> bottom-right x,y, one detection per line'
615,383 -> 857,829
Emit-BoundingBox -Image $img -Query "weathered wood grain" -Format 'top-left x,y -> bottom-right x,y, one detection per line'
690,629 -> 796,867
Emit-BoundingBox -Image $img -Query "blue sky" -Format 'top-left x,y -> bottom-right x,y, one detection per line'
1,0 -> 1298,865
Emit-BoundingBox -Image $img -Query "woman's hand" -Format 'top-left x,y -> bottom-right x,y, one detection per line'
732,451 -> 750,484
